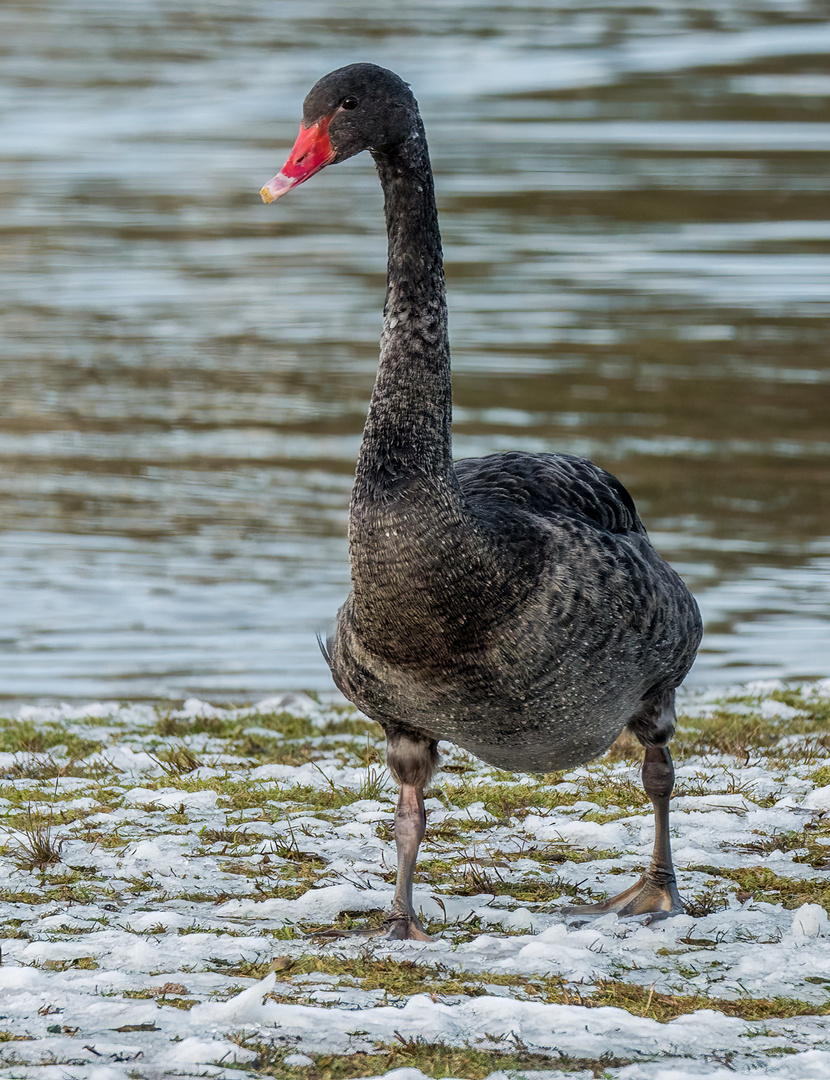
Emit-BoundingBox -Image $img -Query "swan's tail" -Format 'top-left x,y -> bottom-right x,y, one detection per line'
316,630 -> 333,670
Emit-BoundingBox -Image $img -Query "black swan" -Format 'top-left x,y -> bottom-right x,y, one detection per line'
260,63 -> 702,940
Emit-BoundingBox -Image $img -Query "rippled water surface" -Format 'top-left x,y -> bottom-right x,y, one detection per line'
2,0 -> 829,701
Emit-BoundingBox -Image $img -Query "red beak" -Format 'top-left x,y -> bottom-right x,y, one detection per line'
260,117 -> 336,203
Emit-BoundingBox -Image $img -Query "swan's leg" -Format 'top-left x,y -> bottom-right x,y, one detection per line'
383,781 -> 432,939
564,691 -> 683,920
381,731 -> 438,941
311,730 -> 437,941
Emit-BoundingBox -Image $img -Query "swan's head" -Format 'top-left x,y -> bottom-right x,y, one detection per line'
260,63 -> 419,203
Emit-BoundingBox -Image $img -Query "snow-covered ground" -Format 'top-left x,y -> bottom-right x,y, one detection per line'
1,683 -> 830,1079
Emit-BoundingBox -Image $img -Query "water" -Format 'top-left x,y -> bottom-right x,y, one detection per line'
1,0 -> 829,702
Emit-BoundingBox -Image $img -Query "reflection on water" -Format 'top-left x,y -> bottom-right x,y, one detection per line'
1,0 -> 829,701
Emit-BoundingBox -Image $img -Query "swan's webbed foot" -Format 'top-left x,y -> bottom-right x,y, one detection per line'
381,911 -> 434,941
563,868 -> 683,922
309,909 -> 433,942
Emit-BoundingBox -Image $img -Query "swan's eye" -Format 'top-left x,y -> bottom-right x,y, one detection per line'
341,97 -> 359,110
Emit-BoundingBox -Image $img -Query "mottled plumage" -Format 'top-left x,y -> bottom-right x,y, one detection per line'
262,63 -> 702,937
331,449 -> 700,774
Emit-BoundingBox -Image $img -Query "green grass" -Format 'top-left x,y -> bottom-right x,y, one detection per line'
5,805 -> 66,872
0,720 -> 105,758
40,956 -> 99,971
676,686 -> 830,760
233,1039 -> 633,1079
3,686 -> 830,1071
215,951 -> 830,1023
718,866 -> 830,909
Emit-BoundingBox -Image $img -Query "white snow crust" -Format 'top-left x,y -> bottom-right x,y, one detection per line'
0,687 -> 829,1079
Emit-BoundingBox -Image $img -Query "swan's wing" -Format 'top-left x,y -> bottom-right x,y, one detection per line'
454,451 -> 647,537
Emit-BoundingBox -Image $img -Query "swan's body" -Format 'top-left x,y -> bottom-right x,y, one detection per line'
334,449 -> 698,774
261,64 -> 702,938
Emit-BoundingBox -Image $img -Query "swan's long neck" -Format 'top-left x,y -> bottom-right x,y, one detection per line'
345,119 -> 483,656
353,122 -> 455,497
